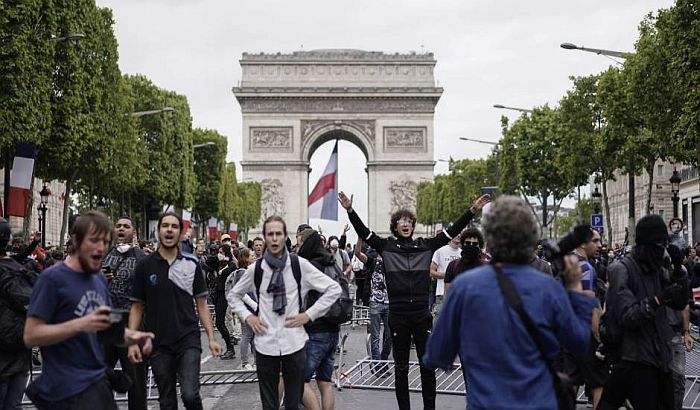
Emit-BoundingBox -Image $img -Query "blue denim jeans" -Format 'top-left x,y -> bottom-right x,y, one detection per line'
0,371 -> 29,410
304,331 -> 339,382
369,302 -> 391,361
150,347 -> 202,410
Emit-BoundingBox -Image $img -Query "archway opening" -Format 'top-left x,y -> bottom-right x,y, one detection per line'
308,131 -> 368,246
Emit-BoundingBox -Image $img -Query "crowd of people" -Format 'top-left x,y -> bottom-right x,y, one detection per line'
1,191 -> 699,410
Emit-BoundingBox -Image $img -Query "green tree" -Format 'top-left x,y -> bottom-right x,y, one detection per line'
506,106 -> 575,234
624,12 -> 683,214
125,74 -> 197,234
218,162 -> 237,226
498,116 -> 521,195
192,128 -> 227,225
0,0 -> 54,150
663,0 -> 700,168
233,181 -> 261,241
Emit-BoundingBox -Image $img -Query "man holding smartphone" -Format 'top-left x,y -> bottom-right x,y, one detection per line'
23,211 -> 154,410
102,216 -> 147,410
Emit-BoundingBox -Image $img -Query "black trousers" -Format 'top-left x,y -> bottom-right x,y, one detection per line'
256,348 -> 305,410
214,292 -> 234,350
29,378 -> 117,410
103,343 -> 147,410
355,275 -> 369,306
389,310 -> 436,410
599,360 -> 674,410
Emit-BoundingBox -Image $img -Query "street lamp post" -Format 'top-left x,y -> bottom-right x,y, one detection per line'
38,183 -> 50,248
493,104 -> 533,114
670,169 -> 681,218
592,186 -> 602,214
458,137 -> 500,186
192,142 -> 215,149
560,41 -> 635,244
130,107 -> 175,118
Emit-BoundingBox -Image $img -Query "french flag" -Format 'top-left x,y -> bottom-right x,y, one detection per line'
208,217 -> 218,241
7,143 -> 38,218
308,141 -> 338,221
229,222 -> 238,241
182,209 -> 192,233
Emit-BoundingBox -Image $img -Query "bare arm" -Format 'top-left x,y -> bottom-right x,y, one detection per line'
128,302 -> 144,331
355,239 -> 368,263
197,296 -> 223,357
430,261 -> 444,279
24,306 -> 111,348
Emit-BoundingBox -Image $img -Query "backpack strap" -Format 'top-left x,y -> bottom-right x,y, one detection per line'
254,259 -> 263,315
290,254 -> 305,313
253,256 -> 305,315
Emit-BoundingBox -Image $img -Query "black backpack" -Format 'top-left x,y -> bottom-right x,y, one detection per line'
0,261 -> 36,351
599,259 -> 631,359
253,255 -> 353,324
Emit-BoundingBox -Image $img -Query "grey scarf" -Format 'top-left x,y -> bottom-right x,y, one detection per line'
264,248 -> 289,315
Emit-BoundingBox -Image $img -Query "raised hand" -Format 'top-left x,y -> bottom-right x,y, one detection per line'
338,192 -> 354,211
470,194 -> 491,212
343,223 -> 351,234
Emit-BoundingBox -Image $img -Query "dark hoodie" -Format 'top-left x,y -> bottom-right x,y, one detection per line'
298,231 -> 341,333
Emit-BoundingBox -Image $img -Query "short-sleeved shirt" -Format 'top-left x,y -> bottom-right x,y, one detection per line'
572,253 -> 597,291
431,245 -> 462,296
103,246 -> 146,309
131,251 -> 207,350
367,255 -> 388,304
27,264 -> 110,401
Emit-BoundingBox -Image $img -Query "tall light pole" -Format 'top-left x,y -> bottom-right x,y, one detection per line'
560,41 -> 635,245
192,141 -> 215,149
670,169 -> 681,218
38,183 -> 50,248
458,137 -> 501,192
130,107 -> 175,118
493,104 -> 533,114
131,107 -> 176,236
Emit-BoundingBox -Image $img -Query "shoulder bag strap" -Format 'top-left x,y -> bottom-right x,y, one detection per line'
492,263 -> 559,378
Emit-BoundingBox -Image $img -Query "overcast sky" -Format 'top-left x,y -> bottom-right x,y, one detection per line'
97,0 -> 673,241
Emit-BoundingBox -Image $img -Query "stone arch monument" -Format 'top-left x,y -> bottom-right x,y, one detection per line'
233,49 -> 442,236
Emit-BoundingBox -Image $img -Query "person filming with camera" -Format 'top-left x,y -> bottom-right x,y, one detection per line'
423,196 -> 598,410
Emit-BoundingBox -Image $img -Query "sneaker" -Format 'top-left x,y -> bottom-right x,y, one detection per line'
220,350 -> 236,360
243,364 -> 255,371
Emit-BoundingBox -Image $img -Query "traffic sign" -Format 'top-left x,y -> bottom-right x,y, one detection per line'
591,213 -> 604,228
669,217 -> 683,234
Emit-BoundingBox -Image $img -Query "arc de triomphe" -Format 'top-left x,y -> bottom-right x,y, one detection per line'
233,50 -> 442,236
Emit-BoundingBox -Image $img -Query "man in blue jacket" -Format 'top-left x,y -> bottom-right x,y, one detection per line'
423,196 -> 597,410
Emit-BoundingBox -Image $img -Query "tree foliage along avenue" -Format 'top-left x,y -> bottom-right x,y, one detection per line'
192,128 -> 227,225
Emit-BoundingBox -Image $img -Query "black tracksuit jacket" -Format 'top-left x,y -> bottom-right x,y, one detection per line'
347,208 -> 474,314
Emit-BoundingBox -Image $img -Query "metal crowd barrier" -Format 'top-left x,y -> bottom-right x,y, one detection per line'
338,357 -> 700,410
21,368 -> 259,406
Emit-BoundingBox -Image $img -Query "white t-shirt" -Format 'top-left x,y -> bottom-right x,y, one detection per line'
432,244 -> 462,296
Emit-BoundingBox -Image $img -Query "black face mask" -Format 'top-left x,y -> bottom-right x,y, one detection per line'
461,245 -> 480,261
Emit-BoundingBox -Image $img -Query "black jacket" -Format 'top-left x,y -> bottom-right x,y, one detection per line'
0,257 -> 36,377
607,254 -> 687,371
348,208 -> 474,314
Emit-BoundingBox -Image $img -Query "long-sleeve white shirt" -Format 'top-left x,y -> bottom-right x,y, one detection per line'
227,255 -> 341,356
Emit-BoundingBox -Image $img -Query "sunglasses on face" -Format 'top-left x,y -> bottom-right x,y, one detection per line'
464,241 -> 480,247
397,218 -> 413,227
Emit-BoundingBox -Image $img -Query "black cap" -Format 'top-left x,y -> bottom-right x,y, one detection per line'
635,215 -> 669,245
296,224 -> 312,235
